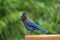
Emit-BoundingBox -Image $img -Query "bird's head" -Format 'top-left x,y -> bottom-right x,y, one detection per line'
21,12 -> 27,20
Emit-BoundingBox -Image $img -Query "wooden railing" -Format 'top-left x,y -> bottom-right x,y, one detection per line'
25,35 -> 60,40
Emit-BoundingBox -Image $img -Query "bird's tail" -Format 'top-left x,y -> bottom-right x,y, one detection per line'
41,29 -> 48,33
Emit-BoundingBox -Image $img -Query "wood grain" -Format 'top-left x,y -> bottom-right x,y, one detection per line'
25,35 -> 60,40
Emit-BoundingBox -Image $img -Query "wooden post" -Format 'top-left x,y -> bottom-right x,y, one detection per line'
25,35 -> 60,40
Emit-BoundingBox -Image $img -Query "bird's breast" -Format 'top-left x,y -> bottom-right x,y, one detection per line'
23,19 -> 33,23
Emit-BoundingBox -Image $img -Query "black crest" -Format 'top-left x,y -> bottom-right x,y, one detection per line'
21,12 -> 27,20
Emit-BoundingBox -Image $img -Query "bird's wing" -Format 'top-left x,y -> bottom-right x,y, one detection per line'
29,22 -> 48,33
29,22 -> 42,30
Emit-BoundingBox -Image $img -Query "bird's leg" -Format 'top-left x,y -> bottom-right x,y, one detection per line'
27,30 -> 33,35
30,30 -> 34,35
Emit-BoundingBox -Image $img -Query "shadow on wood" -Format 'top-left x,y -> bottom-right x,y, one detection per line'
25,35 -> 60,40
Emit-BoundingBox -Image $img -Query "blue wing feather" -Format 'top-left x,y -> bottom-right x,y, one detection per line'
24,21 -> 48,33
28,22 -> 48,33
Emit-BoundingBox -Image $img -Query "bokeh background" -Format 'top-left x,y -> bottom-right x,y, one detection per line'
0,0 -> 60,40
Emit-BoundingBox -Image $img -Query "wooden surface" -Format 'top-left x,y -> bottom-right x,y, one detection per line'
25,35 -> 60,40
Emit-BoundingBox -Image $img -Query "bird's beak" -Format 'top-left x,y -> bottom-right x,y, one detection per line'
19,16 -> 22,20
19,18 -> 21,20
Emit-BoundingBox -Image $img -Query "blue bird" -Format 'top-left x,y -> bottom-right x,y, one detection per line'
20,12 -> 48,34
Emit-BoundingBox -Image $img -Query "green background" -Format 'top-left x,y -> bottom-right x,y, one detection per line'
0,0 -> 60,40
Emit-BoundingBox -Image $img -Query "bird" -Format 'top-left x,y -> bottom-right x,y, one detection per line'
20,12 -> 48,34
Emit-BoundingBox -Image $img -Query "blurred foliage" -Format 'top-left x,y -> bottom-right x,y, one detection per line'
0,0 -> 60,40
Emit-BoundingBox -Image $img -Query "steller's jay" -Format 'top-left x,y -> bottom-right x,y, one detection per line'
20,12 -> 48,34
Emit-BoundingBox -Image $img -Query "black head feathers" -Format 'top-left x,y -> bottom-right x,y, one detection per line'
22,12 -> 26,17
21,12 -> 27,20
